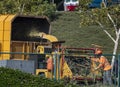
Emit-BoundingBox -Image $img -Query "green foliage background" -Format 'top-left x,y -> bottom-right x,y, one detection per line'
0,0 -> 56,19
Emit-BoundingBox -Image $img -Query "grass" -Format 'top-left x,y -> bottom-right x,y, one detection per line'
51,11 -> 120,54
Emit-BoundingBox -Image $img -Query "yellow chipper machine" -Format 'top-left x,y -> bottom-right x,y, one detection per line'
0,14 -> 102,81
0,14 -> 73,80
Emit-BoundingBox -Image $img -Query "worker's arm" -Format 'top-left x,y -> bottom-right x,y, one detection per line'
95,57 -> 104,70
96,63 -> 103,69
91,58 -> 99,62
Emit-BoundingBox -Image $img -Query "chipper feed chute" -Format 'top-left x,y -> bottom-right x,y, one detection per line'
64,48 -> 102,82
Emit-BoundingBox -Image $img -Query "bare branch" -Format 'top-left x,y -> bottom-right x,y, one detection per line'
107,13 -> 118,34
102,0 -> 107,8
97,21 -> 116,43
19,3 -> 25,15
102,1 -> 118,34
118,28 -> 120,35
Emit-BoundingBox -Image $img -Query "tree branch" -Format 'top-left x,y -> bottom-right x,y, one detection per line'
118,28 -> 120,35
107,13 -> 118,34
97,21 -> 116,43
102,1 -> 118,34
20,3 -> 25,15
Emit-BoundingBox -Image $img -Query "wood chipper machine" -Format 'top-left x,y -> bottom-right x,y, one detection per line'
0,14 -> 73,80
0,14 -> 56,75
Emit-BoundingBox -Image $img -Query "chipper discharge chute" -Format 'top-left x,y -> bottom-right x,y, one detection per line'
0,14 -> 53,74
0,14 -> 51,60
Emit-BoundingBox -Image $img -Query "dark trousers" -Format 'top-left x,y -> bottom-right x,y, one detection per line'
103,69 -> 112,85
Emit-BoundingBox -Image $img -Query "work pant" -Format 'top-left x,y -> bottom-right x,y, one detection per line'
103,69 -> 112,85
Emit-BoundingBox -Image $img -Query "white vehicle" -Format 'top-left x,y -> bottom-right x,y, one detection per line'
64,0 -> 79,11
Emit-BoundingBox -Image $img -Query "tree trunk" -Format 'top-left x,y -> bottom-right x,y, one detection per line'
111,29 -> 120,73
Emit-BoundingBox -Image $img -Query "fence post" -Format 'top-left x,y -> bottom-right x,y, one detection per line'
57,54 -> 60,81
53,53 -> 57,80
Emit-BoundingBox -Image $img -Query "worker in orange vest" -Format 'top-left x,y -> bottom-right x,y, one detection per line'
46,56 -> 53,71
91,47 -> 112,85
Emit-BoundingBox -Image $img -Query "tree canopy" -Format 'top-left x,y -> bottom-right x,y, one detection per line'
0,0 -> 56,19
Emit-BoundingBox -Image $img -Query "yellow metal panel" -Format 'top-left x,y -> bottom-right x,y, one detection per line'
4,15 -> 16,30
37,46 -> 44,54
2,54 -> 10,60
0,15 -> 9,60
39,33 -> 58,42
3,31 -> 10,40
27,43 -> 30,53
36,69 -> 48,77
2,14 -> 16,60
22,43 -> 25,60
43,34 -> 58,42
26,43 -> 30,60
62,61 -> 73,78
0,15 -> 9,30
2,41 -> 10,60
0,31 -> 3,40
0,15 -> 9,42
3,41 -> 10,51
0,43 -> 1,58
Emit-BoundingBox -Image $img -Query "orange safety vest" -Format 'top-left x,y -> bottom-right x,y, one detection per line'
98,56 -> 111,71
47,58 -> 53,71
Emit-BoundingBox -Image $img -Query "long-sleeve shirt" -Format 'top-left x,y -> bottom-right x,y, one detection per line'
91,56 -> 111,71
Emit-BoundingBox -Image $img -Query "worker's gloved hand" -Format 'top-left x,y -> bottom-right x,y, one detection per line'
94,67 -> 98,70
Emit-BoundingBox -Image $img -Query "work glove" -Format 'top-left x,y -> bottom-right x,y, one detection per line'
94,67 -> 98,70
